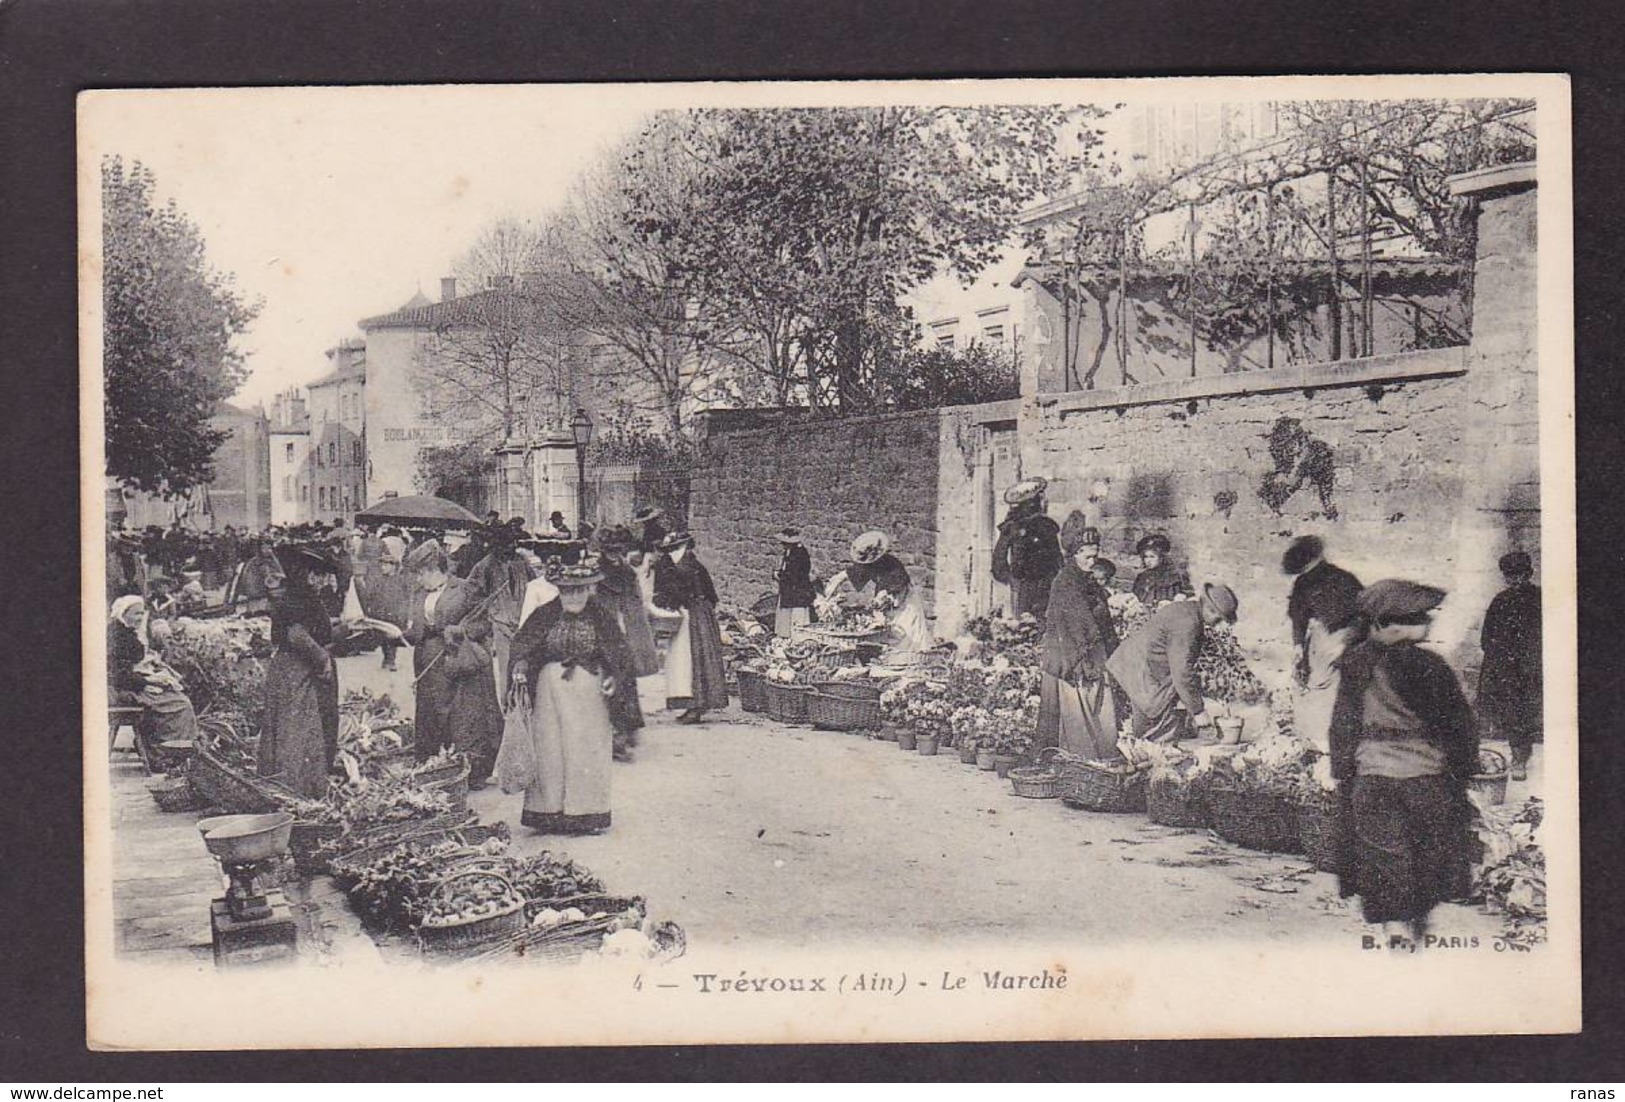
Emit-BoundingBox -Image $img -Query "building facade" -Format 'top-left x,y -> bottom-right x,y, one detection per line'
268,388 -> 312,527
305,339 -> 368,523
113,401 -> 273,533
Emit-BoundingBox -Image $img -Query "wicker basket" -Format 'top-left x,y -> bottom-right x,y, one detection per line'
191,745 -> 295,814
807,691 -> 883,732
1009,751 -> 1064,799
456,894 -> 648,966
1147,775 -> 1210,829
737,671 -> 770,714
418,868 -> 526,953
811,680 -> 883,702
1058,757 -> 1149,813
413,755 -> 472,815
1297,789 -> 1346,874
765,682 -> 810,725
1206,779 -> 1304,855
147,776 -> 203,813
290,820 -> 347,874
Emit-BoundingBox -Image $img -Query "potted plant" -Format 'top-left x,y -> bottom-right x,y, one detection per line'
991,719 -> 1032,778
950,704 -> 987,764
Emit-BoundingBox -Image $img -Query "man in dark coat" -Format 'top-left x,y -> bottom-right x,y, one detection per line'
1329,579 -> 1479,949
1477,551 -> 1542,780
1106,582 -> 1239,743
1283,534 -> 1364,753
992,477 -> 1063,623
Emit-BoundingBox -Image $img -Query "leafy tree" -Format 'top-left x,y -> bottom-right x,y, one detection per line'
623,105 -> 1098,412
102,156 -> 259,495
879,339 -> 1022,411
414,440 -> 496,508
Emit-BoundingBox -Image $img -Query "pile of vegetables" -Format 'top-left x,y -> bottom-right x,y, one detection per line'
507,850 -> 606,901
421,871 -> 524,929
1472,796 -> 1546,947
282,768 -> 454,831
160,615 -> 271,734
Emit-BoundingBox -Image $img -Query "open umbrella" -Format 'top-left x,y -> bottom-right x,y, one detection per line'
355,494 -> 481,528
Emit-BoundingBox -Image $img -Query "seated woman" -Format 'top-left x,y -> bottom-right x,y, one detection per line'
108,596 -> 199,769
501,559 -> 643,835
823,530 -> 931,655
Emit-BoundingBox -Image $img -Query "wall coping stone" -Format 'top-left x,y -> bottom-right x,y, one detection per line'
1034,346 -> 1469,416
1447,160 -> 1536,198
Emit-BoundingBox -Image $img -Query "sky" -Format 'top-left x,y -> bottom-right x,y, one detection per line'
82,85 -> 656,406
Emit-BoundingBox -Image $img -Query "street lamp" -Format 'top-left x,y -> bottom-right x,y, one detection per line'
570,407 -> 593,533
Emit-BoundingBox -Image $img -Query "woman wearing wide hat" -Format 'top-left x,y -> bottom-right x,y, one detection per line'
630,506 -> 669,606
823,530 -> 931,655
500,558 -> 643,833
992,477 -> 1063,622
652,530 -> 729,723
773,527 -> 816,637
259,545 -> 343,798
1131,533 -> 1195,607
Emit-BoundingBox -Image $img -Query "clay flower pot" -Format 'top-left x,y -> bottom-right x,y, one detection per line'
896,729 -> 918,751
976,750 -> 997,771
917,734 -> 940,756
1215,715 -> 1245,745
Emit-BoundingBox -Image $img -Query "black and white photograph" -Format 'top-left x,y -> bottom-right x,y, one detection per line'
78,74 -> 1577,1048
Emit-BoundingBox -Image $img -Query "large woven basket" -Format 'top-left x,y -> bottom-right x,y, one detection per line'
191,745 -> 295,814
1297,789 -> 1346,874
1207,779 -> 1304,855
290,820 -> 347,874
765,682 -> 810,725
737,671 -> 769,714
807,690 -> 882,732
418,867 -> 526,953
1058,757 -> 1149,813
413,755 -> 472,815
1147,774 -> 1210,829
1009,751 -> 1064,800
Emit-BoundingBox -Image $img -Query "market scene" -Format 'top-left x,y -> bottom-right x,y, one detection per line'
96,89 -> 1549,972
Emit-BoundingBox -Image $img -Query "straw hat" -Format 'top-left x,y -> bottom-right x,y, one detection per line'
850,530 -> 890,564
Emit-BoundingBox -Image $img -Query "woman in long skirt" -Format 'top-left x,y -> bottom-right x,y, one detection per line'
500,560 -> 642,834
773,527 -> 816,637
1329,580 -> 1479,950
403,539 -> 506,787
652,531 -> 729,723
259,546 -> 341,798
108,595 -> 200,769
1037,515 -> 1119,760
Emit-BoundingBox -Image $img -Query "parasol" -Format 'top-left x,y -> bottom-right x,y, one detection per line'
354,495 -> 481,528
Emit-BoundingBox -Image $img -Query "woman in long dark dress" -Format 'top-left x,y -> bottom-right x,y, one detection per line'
500,560 -> 643,834
403,540 -> 505,787
652,531 -> 729,723
259,546 -> 341,798
774,527 -> 816,637
1037,516 -> 1119,759
1329,580 -> 1480,951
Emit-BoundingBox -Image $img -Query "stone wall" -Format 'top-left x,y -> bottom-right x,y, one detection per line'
688,410 -> 943,614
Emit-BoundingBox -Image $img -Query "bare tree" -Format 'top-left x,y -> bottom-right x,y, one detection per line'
412,217 -> 572,444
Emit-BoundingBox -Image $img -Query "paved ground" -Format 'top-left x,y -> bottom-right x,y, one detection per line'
109,649 -> 1539,962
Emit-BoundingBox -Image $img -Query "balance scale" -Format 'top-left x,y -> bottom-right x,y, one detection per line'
199,814 -> 300,967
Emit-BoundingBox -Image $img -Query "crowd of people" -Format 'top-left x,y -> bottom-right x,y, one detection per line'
973,476 -> 1545,949
107,485 -> 1545,950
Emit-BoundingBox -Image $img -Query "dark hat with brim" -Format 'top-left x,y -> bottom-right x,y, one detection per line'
1136,534 -> 1172,556
776,527 -> 801,543
549,556 -> 604,588
658,531 -> 695,552
632,506 -> 665,524
1357,579 -> 1446,623
1201,582 -> 1240,623
281,544 -> 337,576
1282,535 -> 1325,575
597,525 -> 637,553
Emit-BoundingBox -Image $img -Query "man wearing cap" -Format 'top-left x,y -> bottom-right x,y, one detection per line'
1329,579 -> 1479,949
1477,551 -> 1542,781
992,478 -> 1063,622
1283,534 -> 1364,754
468,517 -> 536,692
773,527 -> 816,637
1131,533 -> 1195,607
1105,581 -> 1239,744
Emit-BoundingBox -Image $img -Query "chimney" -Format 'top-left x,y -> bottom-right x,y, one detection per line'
440,277 -> 457,302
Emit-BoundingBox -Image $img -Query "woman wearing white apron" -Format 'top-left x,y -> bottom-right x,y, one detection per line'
1283,536 -> 1364,753
824,530 -> 931,656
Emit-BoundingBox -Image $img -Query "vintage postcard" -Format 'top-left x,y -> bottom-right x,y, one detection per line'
80,74 -> 1577,1049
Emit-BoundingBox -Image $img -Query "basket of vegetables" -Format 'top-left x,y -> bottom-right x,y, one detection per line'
418,867 -> 527,952
1147,774 -> 1210,829
765,680 -> 810,725
1206,775 -> 1303,855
